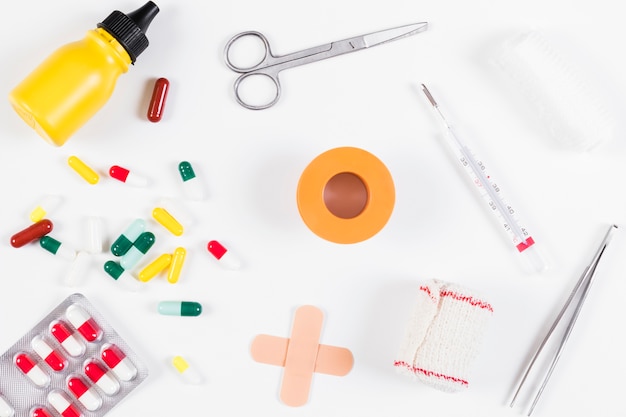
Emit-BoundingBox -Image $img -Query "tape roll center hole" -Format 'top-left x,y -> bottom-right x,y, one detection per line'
323,172 -> 368,219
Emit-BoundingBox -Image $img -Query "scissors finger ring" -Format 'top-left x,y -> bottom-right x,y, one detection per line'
233,71 -> 281,110
224,31 -> 273,72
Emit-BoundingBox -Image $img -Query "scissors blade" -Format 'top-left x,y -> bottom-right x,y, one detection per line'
360,22 -> 428,48
267,22 -> 428,69
322,22 -> 428,58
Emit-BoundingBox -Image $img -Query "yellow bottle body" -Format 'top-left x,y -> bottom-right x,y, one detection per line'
9,28 -> 131,146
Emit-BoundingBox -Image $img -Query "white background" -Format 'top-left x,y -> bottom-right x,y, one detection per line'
1,0 -> 626,416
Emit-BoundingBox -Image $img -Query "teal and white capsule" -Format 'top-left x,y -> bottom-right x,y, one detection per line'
104,261 -> 140,291
158,301 -> 202,317
111,219 -> 146,256
40,236 -> 76,261
120,232 -> 155,270
178,161 -> 205,201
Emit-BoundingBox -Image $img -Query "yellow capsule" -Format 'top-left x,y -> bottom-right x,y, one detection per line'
167,247 -> 186,284
138,253 -> 172,282
152,207 -> 184,236
172,355 -> 203,384
172,355 -> 189,373
68,155 -> 99,184
30,206 -> 47,223
30,195 -> 62,222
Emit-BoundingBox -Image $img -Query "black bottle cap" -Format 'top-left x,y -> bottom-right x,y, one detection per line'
97,1 -> 159,64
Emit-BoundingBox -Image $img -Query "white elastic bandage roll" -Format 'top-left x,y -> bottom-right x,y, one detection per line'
394,279 -> 493,392
492,30 -> 615,152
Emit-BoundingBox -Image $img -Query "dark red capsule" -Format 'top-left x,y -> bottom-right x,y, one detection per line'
147,77 -> 170,122
11,219 -> 53,248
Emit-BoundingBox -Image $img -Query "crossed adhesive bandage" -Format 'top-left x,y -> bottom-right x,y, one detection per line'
250,305 -> 353,406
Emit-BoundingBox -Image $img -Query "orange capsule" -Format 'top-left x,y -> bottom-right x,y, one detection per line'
11,219 -> 53,248
147,77 -> 170,122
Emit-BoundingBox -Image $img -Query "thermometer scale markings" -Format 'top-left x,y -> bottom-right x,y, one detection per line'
456,148 -> 532,251
421,84 -> 541,260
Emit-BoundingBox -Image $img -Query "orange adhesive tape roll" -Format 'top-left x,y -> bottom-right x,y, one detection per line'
296,147 -> 395,244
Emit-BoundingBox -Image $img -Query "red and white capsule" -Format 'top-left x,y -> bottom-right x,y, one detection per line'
31,336 -> 67,372
207,240 -> 241,270
67,376 -> 102,411
31,407 -> 53,417
0,395 -> 14,417
65,304 -> 102,342
50,320 -> 85,357
109,165 -> 149,187
14,352 -> 50,387
101,344 -> 137,381
84,360 -> 120,396
47,390 -> 82,417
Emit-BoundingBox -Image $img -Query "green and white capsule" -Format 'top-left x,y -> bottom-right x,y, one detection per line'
111,218 -> 146,256
120,231 -> 155,270
178,161 -> 205,201
104,261 -> 140,291
40,236 -> 76,260
158,301 -> 202,317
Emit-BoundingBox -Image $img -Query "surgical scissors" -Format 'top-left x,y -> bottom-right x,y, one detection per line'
223,23 -> 428,110
510,224 -> 618,415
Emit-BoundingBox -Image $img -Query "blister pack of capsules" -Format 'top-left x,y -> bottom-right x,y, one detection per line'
0,293 -> 148,417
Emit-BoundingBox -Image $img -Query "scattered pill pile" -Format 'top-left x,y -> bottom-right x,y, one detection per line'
8,145 -> 244,392
13,157 -> 241,284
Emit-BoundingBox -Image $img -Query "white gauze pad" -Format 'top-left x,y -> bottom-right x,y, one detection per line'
394,279 -> 493,392
493,30 -> 615,151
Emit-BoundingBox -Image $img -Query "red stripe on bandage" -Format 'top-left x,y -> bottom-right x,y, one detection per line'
393,360 -> 468,386
419,286 -> 493,312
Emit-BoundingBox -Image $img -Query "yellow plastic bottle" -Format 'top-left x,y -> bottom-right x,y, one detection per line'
8,2 -> 159,146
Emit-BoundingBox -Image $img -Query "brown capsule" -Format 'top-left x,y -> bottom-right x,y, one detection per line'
147,77 -> 170,122
10,219 -> 53,248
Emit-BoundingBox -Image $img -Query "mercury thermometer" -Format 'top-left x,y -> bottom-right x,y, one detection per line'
421,84 -> 547,273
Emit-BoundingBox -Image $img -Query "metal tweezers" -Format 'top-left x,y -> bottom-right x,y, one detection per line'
510,224 -> 618,415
